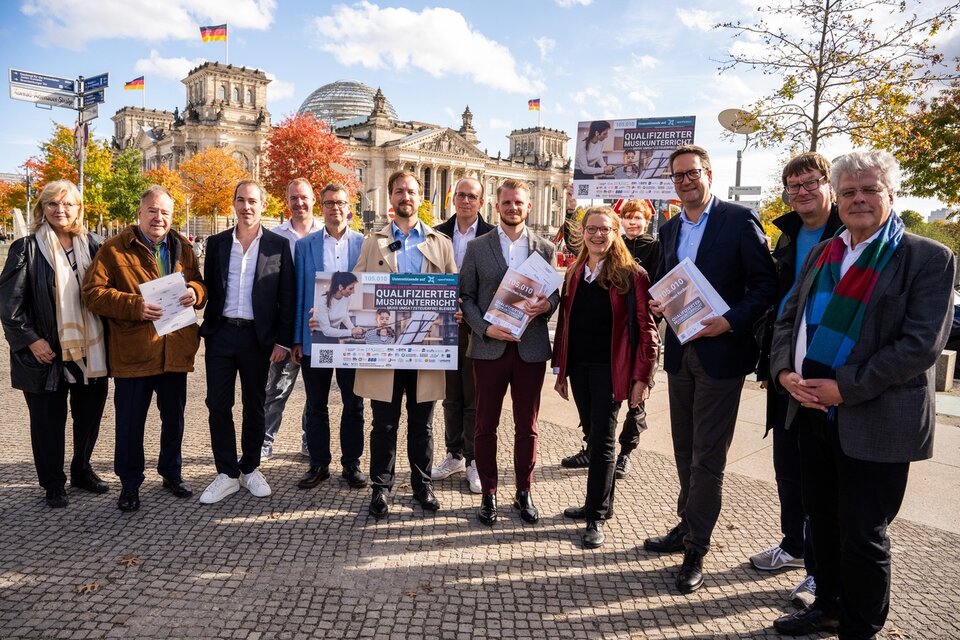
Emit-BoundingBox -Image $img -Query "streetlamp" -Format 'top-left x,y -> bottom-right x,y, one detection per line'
718,109 -> 758,202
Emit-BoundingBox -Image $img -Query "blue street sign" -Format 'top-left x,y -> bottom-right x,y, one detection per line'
9,68 -> 75,93
83,73 -> 109,92
82,89 -> 105,107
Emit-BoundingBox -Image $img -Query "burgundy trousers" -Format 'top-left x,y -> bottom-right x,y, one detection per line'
472,343 -> 546,494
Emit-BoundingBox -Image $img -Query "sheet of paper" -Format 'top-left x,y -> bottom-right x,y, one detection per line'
650,257 -> 730,344
138,273 -> 198,337
483,252 -> 562,339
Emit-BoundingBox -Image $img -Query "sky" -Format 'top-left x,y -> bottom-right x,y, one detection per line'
1,0 -> 957,216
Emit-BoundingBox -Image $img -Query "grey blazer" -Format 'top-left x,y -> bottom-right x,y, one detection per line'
770,232 -> 955,463
460,228 -> 559,362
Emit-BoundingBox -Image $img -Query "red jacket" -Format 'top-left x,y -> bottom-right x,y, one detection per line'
552,263 -> 659,401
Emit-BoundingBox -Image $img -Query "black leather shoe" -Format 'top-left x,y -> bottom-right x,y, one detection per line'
117,488 -> 140,512
478,493 -> 497,525
162,477 -> 193,498
583,520 -> 605,549
644,525 -> 685,553
71,471 -> 109,494
413,486 -> 440,512
342,466 -> 367,488
513,490 -> 539,524
297,465 -> 330,489
563,505 -> 614,521
45,487 -> 68,508
773,604 -> 841,636
676,549 -> 704,594
369,488 -> 389,519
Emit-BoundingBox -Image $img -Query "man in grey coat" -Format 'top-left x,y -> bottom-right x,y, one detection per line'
769,150 -> 955,638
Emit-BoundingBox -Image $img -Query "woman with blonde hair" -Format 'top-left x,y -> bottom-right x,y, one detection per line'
552,206 -> 659,548
0,180 -> 109,507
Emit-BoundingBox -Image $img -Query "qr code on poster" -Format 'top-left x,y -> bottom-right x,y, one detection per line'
577,184 -> 590,196
315,349 -> 334,364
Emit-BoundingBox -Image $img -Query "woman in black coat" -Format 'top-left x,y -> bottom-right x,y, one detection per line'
0,180 -> 109,507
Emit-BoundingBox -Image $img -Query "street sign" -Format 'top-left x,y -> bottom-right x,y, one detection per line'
9,68 -> 75,92
81,89 -> 105,107
82,73 -> 109,92
9,84 -> 75,109
74,122 -> 89,162
728,186 -> 762,197
80,103 -> 99,122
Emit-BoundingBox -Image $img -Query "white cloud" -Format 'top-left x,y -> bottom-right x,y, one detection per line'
554,0 -> 592,6
265,72 -> 295,101
571,87 -> 624,117
488,118 -> 512,130
134,50 -> 204,81
312,2 -> 541,94
534,36 -> 556,61
20,0 -> 276,50
676,8 -> 721,32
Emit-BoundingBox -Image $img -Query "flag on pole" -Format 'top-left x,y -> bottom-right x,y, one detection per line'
200,23 -> 227,42
124,76 -> 145,90
444,186 -> 452,210
528,98 -> 541,111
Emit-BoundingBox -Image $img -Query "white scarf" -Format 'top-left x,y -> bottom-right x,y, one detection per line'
35,222 -> 108,382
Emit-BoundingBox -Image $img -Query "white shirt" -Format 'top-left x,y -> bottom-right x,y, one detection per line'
272,216 -> 322,258
793,226 -> 883,372
452,218 -> 479,269
223,226 -> 263,320
497,225 -> 529,269
316,294 -> 355,338
322,226 -> 351,273
584,259 -> 604,283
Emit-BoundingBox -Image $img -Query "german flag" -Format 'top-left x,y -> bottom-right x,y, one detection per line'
528,98 -> 541,111
124,76 -> 145,90
200,23 -> 227,42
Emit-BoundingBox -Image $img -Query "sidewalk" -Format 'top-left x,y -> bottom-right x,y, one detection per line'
0,339 -> 958,639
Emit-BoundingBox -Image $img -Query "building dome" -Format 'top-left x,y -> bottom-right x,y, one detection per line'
298,80 -> 398,128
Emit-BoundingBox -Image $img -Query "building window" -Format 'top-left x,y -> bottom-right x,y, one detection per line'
246,89 -> 254,106
232,151 -> 250,172
233,87 -> 240,102
218,84 -> 226,100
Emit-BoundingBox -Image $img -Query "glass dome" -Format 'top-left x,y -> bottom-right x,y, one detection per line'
298,80 -> 398,128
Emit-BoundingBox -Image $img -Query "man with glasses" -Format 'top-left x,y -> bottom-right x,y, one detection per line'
290,183 -> 366,490
646,145 -> 776,593
751,153 -> 842,607
261,178 -> 324,460
460,178 -> 559,526
432,177 -> 494,493
769,150 -> 953,638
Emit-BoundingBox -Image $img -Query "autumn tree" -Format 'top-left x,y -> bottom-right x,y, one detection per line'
179,148 -> 249,232
717,0 -> 959,151
417,200 -> 435,227
104,148 -> 149,225
262,113 -> 361,212
757,192 -> 791,247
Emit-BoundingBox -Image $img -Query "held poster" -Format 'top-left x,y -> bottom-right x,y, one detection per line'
573,116 -> 696,200
310,272 -> 459,370
649,258 -> 729,344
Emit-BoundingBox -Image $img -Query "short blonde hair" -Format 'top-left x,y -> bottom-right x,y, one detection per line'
31,180 -> 86,236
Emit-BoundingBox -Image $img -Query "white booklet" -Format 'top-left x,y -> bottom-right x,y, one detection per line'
484,252 -> 563,339
138,273 -> 198,337
649,257 -> 729,344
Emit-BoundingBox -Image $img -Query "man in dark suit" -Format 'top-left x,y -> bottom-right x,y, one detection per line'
198,180 -> 295,504
769,150 -> 954,638
460,178 -> 559,526
431,176 -> 495,494
645,145 -> 777,594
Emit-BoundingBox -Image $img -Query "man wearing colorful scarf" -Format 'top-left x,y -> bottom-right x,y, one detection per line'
770,150 -> 955,639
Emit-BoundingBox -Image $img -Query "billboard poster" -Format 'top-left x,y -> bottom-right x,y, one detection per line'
573,116 -> 696,200
309,272 -> 459,370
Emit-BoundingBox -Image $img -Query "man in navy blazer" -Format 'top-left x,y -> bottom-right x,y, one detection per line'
198,180 -> 295,504
645,145 -> 777,594
290,182 -> 367,491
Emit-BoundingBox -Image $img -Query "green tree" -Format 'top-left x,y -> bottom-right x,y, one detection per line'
717,0 -> 959,151
104,148 -> 149,225
417,200 -> 435,227
899,209 -> 924,229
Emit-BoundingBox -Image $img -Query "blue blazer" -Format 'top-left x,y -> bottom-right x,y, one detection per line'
294,229 -> 365,355
656,197 -> 777,379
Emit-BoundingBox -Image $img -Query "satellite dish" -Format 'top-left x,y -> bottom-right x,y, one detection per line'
718,109 -> 758,135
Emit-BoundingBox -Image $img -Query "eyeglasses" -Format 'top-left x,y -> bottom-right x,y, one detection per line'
670,169 -> 705,183
322,200 -> 350,209
45,201 -> 79,209
786,176 -> 827,195
584,225 -> 613,236
838,186 -> 886,200
454,192 -> 480,202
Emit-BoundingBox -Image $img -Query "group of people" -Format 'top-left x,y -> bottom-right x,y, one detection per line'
1,143 -> 953,640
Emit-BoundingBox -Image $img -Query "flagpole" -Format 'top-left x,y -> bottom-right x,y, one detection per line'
226,30 -> 229,64
142,81 -> 145,109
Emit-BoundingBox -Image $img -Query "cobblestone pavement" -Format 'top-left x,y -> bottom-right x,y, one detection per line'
1,340 -> 958,639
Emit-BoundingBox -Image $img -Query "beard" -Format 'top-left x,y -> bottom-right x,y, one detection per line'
394,203 -> 416,218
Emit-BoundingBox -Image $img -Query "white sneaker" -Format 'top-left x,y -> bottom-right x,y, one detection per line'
240,469 -> 272,498
789,575 -> 816,608
465,460 -> 482,494
430,453 -> 466,480
199,473 -> 240,504
749,545 -> 805,571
